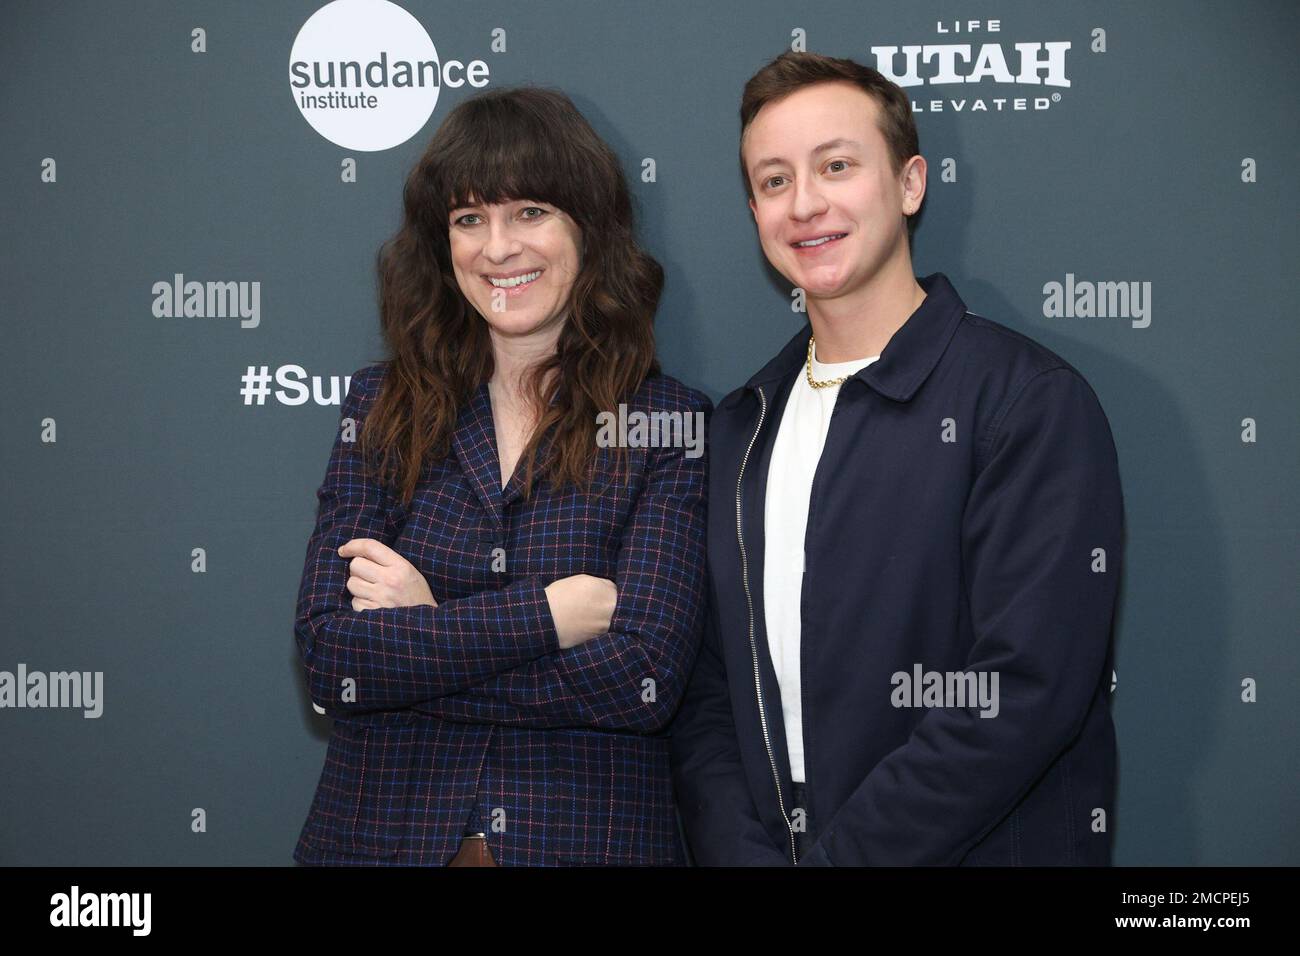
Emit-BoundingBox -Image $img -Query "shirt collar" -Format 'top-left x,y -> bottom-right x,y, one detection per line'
742,272 -> 967,403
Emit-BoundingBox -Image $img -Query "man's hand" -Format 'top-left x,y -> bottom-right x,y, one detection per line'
545,574 -> 617,649
339,538 -> 437,610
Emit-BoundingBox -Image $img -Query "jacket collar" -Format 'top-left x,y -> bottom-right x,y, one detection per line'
451,381 -> 558,528
738,272 -> 967,403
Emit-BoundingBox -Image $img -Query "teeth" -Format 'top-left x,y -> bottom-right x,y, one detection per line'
487,270 -> 541,288
795,234 -> 845,248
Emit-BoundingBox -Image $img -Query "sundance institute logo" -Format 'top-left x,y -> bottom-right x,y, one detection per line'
289,0 -> 491,151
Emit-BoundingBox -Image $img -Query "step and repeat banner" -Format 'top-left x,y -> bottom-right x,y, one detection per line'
3,0 -> 1296,868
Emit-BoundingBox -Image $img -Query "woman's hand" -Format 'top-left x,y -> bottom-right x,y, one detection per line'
545,574 -> 617,649
339,538 -> 437,610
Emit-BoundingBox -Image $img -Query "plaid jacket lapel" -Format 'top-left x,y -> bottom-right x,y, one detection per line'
451,382 -> 506,530
451,381 -> 561,518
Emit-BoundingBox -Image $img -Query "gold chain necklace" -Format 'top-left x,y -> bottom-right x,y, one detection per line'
806,335 -> 850,389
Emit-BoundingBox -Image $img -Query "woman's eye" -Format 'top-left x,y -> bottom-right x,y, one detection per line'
452,206 -> 546,226
827,160 -> 848,172
765,176 -> 786,189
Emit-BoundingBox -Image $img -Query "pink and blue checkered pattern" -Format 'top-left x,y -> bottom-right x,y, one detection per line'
292,361 -> 710,865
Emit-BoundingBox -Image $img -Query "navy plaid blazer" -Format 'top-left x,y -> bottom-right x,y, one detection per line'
292,361 -> 711,866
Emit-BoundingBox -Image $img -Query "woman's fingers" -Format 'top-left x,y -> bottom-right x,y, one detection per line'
346,575 -> 380,600
339,537 -> 400,566
344,554 -> 385,583
340,540 -> 437,610
341,539 -> 410,593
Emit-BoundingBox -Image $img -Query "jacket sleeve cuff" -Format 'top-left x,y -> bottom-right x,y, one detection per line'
511,577 -> 561,655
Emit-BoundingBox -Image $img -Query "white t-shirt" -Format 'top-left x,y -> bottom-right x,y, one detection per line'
763,341 -> 879,783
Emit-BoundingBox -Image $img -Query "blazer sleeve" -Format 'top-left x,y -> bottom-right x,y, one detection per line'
294,366 -> 561,717
797,367 -> 1124,866
406,391 -> 712,733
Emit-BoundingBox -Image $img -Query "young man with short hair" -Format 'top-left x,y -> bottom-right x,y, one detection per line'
670,51 -> 1124,865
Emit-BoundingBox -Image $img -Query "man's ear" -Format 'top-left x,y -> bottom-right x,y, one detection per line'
901,154 -> 927,216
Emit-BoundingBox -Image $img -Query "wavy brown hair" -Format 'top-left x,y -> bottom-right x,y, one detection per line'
359,86 -> 662,506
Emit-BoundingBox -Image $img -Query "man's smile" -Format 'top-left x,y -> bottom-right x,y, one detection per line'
790,232 -> 848,254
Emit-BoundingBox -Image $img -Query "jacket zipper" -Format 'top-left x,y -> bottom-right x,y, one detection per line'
735,384 -> 798,864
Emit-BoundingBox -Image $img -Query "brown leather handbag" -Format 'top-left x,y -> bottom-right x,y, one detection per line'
447,832 -> 497,867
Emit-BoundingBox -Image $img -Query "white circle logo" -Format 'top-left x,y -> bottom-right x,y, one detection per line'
290,0 -> 440,152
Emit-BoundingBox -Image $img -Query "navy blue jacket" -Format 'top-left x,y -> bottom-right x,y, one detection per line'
670,273 -> 1124,865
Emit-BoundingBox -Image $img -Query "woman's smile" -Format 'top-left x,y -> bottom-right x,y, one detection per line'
482,268 -> 544,296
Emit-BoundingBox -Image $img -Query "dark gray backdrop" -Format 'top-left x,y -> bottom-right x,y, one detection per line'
3,0 -> 1296,865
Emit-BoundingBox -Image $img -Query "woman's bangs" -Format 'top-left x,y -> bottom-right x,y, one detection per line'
443,129 -> 574,216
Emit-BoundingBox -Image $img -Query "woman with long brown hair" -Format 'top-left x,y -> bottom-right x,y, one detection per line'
291,86 -> 710,866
